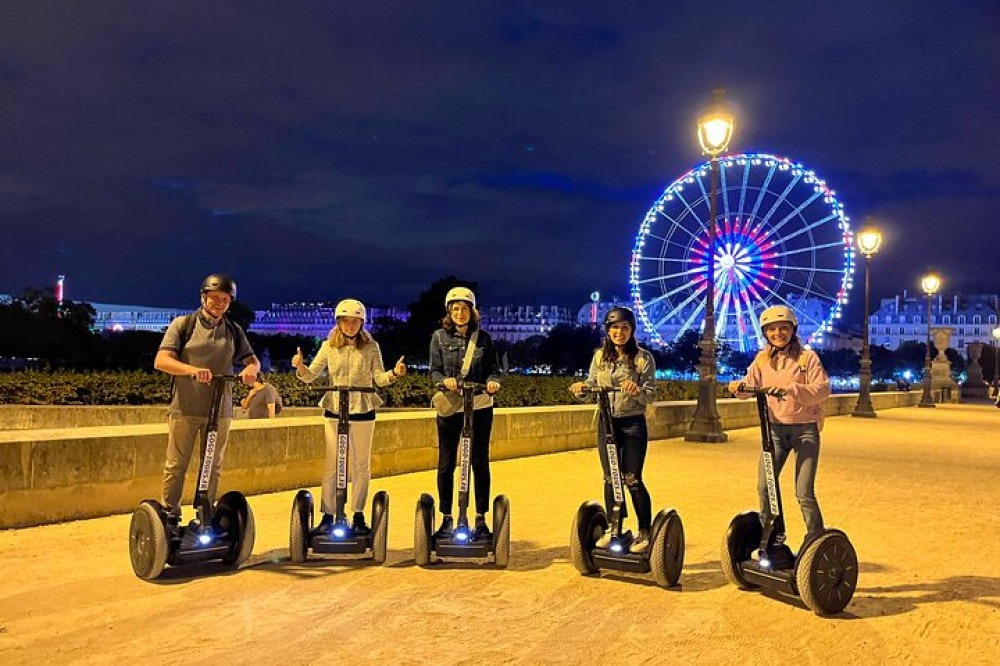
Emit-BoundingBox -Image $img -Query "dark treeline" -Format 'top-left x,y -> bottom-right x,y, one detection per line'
0,281 -> 978,381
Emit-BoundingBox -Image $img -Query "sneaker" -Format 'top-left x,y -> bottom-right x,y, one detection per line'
629,529 -> 651,554
434,515 -> 454,540
166,515 -> 181,537
352,512 -> 370,536
474,515 -> 492,540
595,526 -> 616,549
317,514 -> 335,532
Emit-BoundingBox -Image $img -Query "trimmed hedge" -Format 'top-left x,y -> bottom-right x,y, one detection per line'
0,371 -> 726,407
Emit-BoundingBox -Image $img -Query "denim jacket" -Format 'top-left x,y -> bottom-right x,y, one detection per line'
578,348 -> 657,418
429,327 -> 503,409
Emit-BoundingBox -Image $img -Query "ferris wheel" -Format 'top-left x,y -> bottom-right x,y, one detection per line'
630,152 -> 856,352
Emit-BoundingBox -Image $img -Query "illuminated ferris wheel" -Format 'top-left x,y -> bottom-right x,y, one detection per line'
630,153 -> 856,352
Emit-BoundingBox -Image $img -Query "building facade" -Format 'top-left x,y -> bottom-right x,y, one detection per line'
868,291 -> 999,350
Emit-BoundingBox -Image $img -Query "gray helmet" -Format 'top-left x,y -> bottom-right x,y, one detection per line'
604,306 -> 637,329
201,274 -> 237,299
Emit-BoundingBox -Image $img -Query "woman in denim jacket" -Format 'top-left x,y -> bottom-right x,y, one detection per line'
429,286 -> 502,541
570,306 -> 658,553
292,299 -> 406,534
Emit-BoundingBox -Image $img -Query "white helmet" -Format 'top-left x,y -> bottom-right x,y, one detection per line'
335,298 -> 366,322
759,305 -> 797,329
444,287 -> 476,309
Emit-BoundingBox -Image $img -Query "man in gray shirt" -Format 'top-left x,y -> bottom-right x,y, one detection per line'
241,375 -> 280,419
154,274 -> 260,524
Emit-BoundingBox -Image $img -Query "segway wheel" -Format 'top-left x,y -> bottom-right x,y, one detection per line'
413,494 -> 435,567
569,501 -> 607,575
216,491 -> 255,567
796,531 -> 858,616
289,490 -> 313,564
650,511 -> 685,588
129,501 -> 169,580
371,491 -> 389,565
492,495 -> 511,569
720,511 -> 762,590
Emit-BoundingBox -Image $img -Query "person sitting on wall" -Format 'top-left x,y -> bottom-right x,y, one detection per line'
241,374 -> 281,419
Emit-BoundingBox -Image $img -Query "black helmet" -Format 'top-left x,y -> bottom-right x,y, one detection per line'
604,306 -> 636,329
200,273 -> 237,299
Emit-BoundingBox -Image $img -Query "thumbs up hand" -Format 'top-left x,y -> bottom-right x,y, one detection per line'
292,347 -> 304,370
394,356 -> 407,377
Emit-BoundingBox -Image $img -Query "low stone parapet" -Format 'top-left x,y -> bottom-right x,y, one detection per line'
0,391 -> 923,528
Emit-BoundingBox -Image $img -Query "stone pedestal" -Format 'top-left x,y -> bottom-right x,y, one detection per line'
961,342 -> 989,400
931,327 -> 960,402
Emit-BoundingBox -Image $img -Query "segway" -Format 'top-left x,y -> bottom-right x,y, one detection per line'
414,381 -> 510,568
288,385 -> 389,564
569,386 -> 684,588
129,374 -> 255,580
720,384 -> 858,615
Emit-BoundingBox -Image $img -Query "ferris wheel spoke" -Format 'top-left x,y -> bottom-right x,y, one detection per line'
756,283 -> 827,330
719,163 -> 731,222
769,273 -> 837,303
764,189 -> 824,237
756,173 -> 802,232
737,160 -> 751,222
635,255 -> 692,264
768,212 -> 839,245
766,239 -> 844,259
748,163 -> 777,222
778,265 -> 848,274
654,286 -> 706,329
672,188 -> 709,236
654,209 -> 701,243
634,265 -> 705,285
642,277 -> 704,310
676,298 -> 707,336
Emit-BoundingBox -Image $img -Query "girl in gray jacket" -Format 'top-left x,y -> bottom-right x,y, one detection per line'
570,306 -> 657,553
293,299 -> 406,534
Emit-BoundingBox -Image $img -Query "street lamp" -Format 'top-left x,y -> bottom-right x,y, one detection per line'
686,88 -> 734,443
852,222 -> 882,418
991,325 -> 1000,398
918,271 -> 941,408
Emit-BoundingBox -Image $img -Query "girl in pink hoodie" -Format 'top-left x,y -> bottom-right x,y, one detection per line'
728,306 -> 831,543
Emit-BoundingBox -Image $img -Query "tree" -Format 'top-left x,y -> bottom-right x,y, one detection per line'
404,276 -> 479,363
664,329 -> 702,374
539,325 -> 600,375
227,298 -> 256,332
816,348 -> 859,378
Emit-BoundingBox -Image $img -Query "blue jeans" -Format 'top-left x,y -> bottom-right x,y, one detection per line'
757,422 -> 824,537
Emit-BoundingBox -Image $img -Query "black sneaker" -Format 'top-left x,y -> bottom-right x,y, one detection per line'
166,515 -> 181,537
317,514 -> 335,533
474,515 -> 492,541
434,515 -> 454,540
352,512 -> 370,536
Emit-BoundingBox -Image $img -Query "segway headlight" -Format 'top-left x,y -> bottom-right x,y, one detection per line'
333,526 -> 347,538
610,543 -> 623,553
197,532 -> 212,546
455,530 -> 469,542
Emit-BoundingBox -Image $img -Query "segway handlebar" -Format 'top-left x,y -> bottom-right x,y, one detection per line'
437,381 -> 495,395
187,373 -> 240,382
309,385 -> 381,394
736,383 -> 786,400
576,385 -> 621,395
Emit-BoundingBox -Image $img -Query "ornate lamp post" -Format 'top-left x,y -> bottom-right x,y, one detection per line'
918,271 -> 941,408
991,325 -> 1000,398
686,88 -> 734,443
852,223 -> 882,417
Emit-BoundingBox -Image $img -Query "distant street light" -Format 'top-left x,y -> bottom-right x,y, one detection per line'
852,222 -> 882,418
918,272 -> 941,408
686,87 -> 735,444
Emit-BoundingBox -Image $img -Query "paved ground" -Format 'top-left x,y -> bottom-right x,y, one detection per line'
1,403 -> 999,665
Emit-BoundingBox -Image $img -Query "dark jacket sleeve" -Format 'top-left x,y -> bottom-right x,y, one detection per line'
429,330 -> 446,385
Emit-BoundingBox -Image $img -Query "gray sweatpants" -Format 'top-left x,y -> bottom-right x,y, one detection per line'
322,418 -> 376,516
162,414 -> 232,517
758,422 -> 824,537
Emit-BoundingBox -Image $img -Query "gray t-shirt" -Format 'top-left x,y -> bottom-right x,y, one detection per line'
245,383 -> 279,419
159,312 -> 255,418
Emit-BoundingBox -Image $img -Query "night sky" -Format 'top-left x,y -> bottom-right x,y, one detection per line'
1,2 -> 997,322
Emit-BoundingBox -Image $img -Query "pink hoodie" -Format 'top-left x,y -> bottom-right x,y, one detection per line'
737,348 -> 830,425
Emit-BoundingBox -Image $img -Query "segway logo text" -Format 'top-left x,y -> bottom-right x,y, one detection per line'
762,452 -> 780,515
607,441 -> 624,503
459,436 -> 471,493
337,434 -> 348,489
199,431 -> 217,492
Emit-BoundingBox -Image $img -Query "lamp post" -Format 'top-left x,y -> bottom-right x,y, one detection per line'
686,87 -> 734,443
852,223 -> 882,417
991,325 -> 1000,398
918,271 -> 941,408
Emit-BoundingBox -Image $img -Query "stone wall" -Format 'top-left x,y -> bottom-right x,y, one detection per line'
0,391 -> 924,528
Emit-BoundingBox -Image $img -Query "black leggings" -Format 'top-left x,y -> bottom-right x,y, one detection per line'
436,408 -> 493,515
598,414 -> 653,530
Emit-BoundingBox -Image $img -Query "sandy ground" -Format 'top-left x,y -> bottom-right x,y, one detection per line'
1,403 -> 999,665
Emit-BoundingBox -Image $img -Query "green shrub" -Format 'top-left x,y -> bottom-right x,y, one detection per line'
0,370 -> 726,407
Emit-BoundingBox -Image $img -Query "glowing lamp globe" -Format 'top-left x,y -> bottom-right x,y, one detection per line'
921,273 -> 941,295
857,227 -> 882,257
697,88 -> 735,156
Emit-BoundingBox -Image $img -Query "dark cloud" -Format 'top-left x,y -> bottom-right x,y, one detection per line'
0,1 -> 997,317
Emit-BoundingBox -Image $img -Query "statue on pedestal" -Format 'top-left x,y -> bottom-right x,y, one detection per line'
930,327 -> 960,402
961,342 -> 988,400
